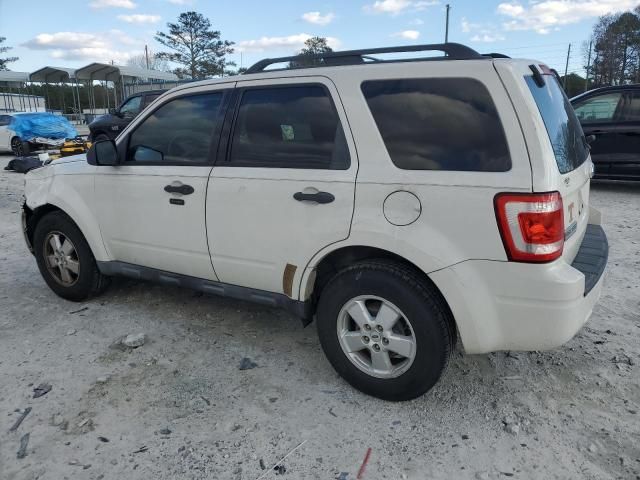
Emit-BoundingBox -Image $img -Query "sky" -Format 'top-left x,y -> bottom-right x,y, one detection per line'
1,0 -> 639,77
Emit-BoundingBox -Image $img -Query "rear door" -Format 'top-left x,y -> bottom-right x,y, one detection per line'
206,77 -> 357,296
0,115 -> 12,150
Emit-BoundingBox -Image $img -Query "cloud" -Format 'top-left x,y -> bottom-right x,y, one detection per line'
409,18 -> 425,25
364,0 -> 438,15
391,30 -> 421,40
471,33 -> 506,42
167,0 -> 193,4
461,17 -> 505,43
301,11 -> 335,25
237,34 -> 341,53
118,14 -> 161,23
497,0 -> 638,34
89,0 -> 136,8
22,30 -> 143,64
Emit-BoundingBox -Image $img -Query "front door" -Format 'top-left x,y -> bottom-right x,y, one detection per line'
207,78 -> 357,296
94,86 -> 232,280
574,89 -> 640,178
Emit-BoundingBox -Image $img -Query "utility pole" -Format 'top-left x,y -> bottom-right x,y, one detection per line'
145,44 -> 150,70
585,40 -> 592,92
445,4 -> 450,43
563,43 -> 571,89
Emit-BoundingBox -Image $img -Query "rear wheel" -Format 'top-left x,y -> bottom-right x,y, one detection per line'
316,260 -> 454,401
33,212 -> 109,301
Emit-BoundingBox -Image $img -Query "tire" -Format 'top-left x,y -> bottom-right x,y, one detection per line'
11,137 -> 30,157
93,133 -> 110,143
316,260 -> 454,401
33,211 -> 109,301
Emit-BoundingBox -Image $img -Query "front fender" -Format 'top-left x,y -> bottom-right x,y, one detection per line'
25,163 -> 110,262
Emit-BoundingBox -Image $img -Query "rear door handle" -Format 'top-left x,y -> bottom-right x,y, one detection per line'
293,191 -> 335,204
164,184 -> 194,195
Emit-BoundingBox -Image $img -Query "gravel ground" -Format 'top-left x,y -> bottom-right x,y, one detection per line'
0,153 -> 639,480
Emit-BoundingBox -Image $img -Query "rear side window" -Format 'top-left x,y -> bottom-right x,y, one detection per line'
526,76 -> 588,174
229,85 -> 349,170
361,78 -> 511,172
619,92 -> 640,122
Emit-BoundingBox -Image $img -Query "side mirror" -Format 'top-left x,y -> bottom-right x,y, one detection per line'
586,134 -> 596,145
108,108 -> 119,116
87,139 -> 119,166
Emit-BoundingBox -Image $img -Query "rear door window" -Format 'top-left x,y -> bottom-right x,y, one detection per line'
525,76 -> 588,174
228,85 -> 349,170
361,78 -> 511,172
573,92 -> 623,123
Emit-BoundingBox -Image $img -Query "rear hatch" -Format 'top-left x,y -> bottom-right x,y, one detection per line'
517,63 -> 592,263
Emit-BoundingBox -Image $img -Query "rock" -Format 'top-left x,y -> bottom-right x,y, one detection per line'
274,464 -> 286,475
475,472 -> 490,480
239,357 -> 258,370
51,414 -> 65,426
122,333 -> 146,348
589,443 -> 598,453
159,428 -> 171,435
33,383 -> 52,398
96,375 -> 110,384
66,328 -> 77,336
506,423 -> 520,435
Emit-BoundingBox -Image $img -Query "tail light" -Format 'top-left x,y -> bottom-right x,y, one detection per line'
494,192 -> 564,263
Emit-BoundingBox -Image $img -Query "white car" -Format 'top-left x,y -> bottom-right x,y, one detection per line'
0,112 -> 68,156
22,44 -> 608,400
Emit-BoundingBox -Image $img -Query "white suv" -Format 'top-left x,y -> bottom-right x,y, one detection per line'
22,44 -> 608,401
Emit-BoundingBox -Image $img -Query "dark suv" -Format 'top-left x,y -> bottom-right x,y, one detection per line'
88,90 -> 166,142
571,84 -> 640,180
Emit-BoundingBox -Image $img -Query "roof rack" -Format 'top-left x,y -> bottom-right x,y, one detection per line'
245,42 -> 485,74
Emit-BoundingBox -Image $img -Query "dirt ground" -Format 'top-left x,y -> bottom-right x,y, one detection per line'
0,153 -> 639,480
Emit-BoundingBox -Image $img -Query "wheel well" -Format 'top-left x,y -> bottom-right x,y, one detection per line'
24,204 -> 65,248
309,246 -> 457,339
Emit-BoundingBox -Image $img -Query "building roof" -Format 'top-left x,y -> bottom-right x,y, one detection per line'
0,71 -> 30,83
74,63 -> 178,82
30,66 -> 77,83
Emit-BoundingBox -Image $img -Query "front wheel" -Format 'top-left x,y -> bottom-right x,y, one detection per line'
33,212 -> 109,301
11,137 -> 30,157
316,260 -> 455,401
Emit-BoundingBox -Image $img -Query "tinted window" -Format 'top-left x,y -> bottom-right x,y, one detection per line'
620,92 -> 640,122
526,76 -> 588,174
0,115 -> 11,126
143,93 -> 162,108
229,86 -> 349,169
573,92 -> 622,123
127,93 -> 222,164
120,96 -> 142,117
361,78 -> 511,172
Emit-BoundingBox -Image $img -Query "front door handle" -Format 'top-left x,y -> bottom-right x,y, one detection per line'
293,191 -> 335,204
164,184 -> 194,195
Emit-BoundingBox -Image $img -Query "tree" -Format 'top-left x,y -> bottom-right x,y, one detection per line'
0,37 -> 19,71
290,36 -> 333,68
584,9 -> 640,87
155,11 -> 234,79
127,48 -> 170,72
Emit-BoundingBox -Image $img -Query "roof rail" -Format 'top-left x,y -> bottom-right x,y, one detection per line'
483,53 -> 510,59
245,42 -> 484,74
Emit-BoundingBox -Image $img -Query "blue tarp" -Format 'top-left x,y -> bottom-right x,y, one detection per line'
9,113 -> 77,140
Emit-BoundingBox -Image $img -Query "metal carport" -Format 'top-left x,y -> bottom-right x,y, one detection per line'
74,63 -> 178,113
29,66 -> 82,117
0,71 -> 44,112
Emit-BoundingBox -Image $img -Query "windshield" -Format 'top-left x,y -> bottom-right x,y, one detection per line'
525,75 -> 588,174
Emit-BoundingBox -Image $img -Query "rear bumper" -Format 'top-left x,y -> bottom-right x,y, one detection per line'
430,222 -> 608,354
